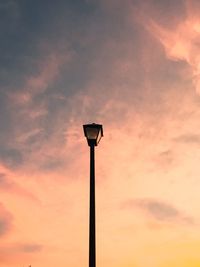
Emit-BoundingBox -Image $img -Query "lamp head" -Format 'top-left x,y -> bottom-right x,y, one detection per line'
83,123 -> 103,146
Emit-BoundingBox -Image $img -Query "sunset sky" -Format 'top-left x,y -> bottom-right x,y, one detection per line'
1,0 -> 200,266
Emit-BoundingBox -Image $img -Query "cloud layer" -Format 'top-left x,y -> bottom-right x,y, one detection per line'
1,1 -> 200,267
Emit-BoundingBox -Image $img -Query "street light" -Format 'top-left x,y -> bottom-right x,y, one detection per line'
83,123 -> 103,267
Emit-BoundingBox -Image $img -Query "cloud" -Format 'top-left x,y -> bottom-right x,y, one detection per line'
38,157 -> 65,171
8,49 -> 71,106
0,203 -> 13,237
17,243 -> 43,253
0,164 -> 39,201
0,147 -> 23,168
154,150 -> 174,169
0,1 -> 19,23
174,133 -> 200,144
0,0 -> 172,175
0,172 -> 38,201
140,0 -> 200,95
0,242 -> 42,264
0,45 -> 73,172
123,198 -> 193,224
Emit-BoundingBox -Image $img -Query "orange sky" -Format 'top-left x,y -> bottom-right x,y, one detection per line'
1,0 -> 200,266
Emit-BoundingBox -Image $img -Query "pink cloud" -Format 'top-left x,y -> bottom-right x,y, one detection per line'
0,164 -> 38,202
138,1 -> 200,95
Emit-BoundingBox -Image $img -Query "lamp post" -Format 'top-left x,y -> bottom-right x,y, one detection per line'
83,123 -> 103,267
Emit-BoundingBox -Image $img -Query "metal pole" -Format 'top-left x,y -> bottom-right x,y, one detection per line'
89,144 -> 96,267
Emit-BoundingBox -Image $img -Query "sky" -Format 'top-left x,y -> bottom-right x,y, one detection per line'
1,0 -> 200,266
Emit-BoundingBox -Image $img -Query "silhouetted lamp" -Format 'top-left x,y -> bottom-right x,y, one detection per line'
83,123 -> 103,146
83,122 -> 103,267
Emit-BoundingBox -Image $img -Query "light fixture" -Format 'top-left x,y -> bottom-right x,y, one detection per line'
83,123 -> 103,146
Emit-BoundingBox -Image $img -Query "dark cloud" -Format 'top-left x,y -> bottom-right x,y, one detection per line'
0,0 -> 190,176
18,243 -> 43,253
0,172 -> 14,190
0,0 -> 102,173
0,0 -> 97,90
123,198 -> 193,224
0,173 -> 10,188
137,199 -> 179,220
173,134 -> 200,144
0,242 -> 42,257
0,147 -> 23,168
0,203 -> 13,237
154,150 -> 174,169
39,157 -> 64,171
132,0 -> 186,28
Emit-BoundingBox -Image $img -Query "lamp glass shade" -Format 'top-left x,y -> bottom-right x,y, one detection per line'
83,123 -> 103,146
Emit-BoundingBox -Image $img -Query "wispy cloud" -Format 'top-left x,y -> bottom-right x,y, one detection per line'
142,1 -> 200,95
174,133 -> 200,144
0,44 -> 74,172
0,147 -> 23,168
0,242 -> 42,265
0,172 -> 38,202
123,198 -> 193,225
8,49 -> 72,106
0,242 -> 42,253
0,203 -> 13,237
17,243 -> 43,253
153,150 -> 175,169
